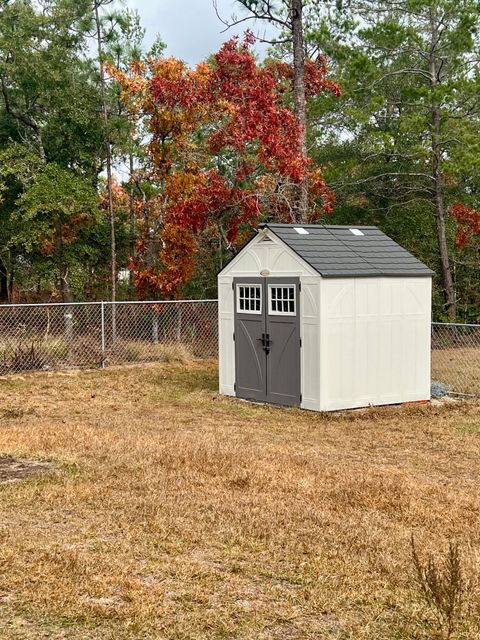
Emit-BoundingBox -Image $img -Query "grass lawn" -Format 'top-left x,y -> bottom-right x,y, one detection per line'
0,361 -> 479,639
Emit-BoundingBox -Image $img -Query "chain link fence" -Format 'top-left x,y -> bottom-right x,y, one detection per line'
0,300 -> 218,374
0,302 -> 478,397
431,322 -> 480,397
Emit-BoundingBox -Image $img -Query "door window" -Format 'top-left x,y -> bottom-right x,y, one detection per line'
268,285 -> 296,315
236,284 -> 262,314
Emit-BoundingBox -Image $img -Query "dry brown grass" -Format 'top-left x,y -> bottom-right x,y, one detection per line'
432,346 -> 480,395
107,340 -> 194,366
0,362 -> 479,639
0,337 -> 195,374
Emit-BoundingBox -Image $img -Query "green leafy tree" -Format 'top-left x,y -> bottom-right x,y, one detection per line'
0,0 -> 147,302
0,0 -> 109,299
307,0 -> 480,319
0,146 -> 100,302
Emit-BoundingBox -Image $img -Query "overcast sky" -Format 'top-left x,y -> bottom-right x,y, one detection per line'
126,0 -> 276,65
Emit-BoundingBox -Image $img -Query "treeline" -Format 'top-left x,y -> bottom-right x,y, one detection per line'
0,0 -> 479,320
0,0 -> 163,303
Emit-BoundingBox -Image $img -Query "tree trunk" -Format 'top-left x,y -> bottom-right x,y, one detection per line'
55,222 -> 74,340
432,121 -> 456,319
8,264 -> 14,303
54,222 -> 72,304
128,153 -> 136,261
94,0 -> 116,337
429,8 -> 456,319
0,262 -> 8,303
291,0 -> 308,223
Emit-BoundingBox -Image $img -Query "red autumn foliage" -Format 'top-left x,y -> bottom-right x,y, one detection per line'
268,56 -> 342,99
110,34 -> 340,297
449,202 -> 480,248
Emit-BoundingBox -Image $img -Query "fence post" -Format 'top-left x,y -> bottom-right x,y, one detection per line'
177,304 -> 182,342
152,307 -> 159,344
100,301 -> 105,368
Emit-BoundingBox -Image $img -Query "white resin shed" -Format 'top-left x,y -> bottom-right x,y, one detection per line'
218,223 -> 433,411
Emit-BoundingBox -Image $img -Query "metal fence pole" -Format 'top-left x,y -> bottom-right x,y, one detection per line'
100,301 -> 105,369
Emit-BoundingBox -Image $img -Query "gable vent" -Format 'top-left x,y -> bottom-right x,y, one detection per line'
294,227 -> 309,235
349,228 -> 364,236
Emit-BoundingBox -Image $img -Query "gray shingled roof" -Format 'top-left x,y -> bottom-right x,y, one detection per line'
261,224 -> 434,278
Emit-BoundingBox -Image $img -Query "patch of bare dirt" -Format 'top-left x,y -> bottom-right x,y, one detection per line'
0,456 -> 55,483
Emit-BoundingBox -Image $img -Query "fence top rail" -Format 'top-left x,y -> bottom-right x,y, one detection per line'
432,322 -> 480,328
0,299 -> 218,309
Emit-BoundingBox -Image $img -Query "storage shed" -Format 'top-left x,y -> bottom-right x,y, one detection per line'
218,224 -> 434,411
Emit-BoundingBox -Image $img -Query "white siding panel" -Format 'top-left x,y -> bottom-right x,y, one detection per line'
220,231 -> 317,278
320,277 -> 431,411
270,248 -> 309,275
377,311 -> 404,403
218,276 -> 235,396
225,249 -> 262,275
300,277 -> 321,410
355,279 -> 380,405
320,280 -> 358,410
402,278 -> 432,400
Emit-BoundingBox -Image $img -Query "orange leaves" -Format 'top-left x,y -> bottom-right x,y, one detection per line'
99,178 -> 129,214
308,167 -> 337,217
111,34 -> 339,297
165,171 -> 197,201
449,203 -> 480,248
268,56 -> 342,99
158,223 -> 197,298
150,57 -> 212,110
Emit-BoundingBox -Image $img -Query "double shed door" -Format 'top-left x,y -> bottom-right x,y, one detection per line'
233,277 -> 300,407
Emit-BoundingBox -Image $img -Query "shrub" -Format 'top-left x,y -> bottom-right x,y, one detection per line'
411,535 -> 465,639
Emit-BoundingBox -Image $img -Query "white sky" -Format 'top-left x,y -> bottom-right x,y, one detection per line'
126,0 -> 277,64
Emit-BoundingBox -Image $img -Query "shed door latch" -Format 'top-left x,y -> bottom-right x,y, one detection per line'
257,333 -> 271,354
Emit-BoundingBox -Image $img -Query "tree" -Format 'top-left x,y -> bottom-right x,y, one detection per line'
307,0 -> 480,319
450,204 -> 480,249
0,0 -> 102,168
0,0 -> 149,302
217,1 -> 314,221
110,34 -> 339,297
0,0 -> 108,301
93,0 -> 117,307
102,9 -> 166,275
0,146 -> 99,303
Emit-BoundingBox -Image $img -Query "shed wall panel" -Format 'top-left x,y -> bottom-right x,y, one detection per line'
320,277 -> 431,411
299,277 -> 321,410
218,276 -> 235,396
219,232 -> 317,278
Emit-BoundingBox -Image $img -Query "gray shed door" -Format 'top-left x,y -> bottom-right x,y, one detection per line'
234,277 -> 300,407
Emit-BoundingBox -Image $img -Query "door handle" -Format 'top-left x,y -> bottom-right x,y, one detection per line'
256,333 -> 271,354
257,333 -> 266,348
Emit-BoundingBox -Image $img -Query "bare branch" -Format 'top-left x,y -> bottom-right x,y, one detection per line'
339,172 -> 435,187
369,68 -> 433,87
212,0 -> 290,34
